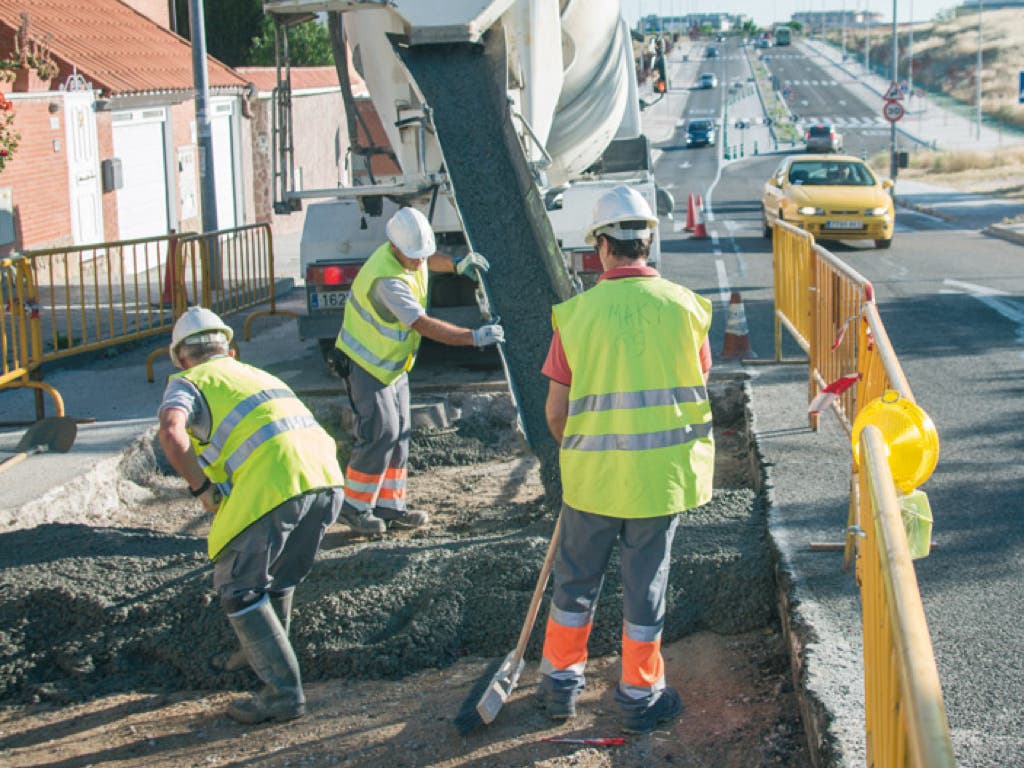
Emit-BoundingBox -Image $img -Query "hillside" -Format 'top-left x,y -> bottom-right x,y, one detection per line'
826,8 -> 1024,130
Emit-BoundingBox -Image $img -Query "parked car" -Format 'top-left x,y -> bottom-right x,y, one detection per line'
686,119 -> 717,147
699,72 -> 718,89
761,155 -> 895,248
805,123 -> 843,153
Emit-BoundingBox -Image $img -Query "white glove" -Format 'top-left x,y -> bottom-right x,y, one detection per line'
456,251 -> 490,281
472,324 -> 504,348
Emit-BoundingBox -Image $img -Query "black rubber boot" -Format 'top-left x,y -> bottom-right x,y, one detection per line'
226,598 -> 305,724
210,591 -> 293,673
620,686 -> 683,734
376,508 -> 429,530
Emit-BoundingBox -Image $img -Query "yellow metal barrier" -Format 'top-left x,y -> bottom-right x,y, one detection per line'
772,221 -> 815,356
858,425 -> 955,768
0,256 -> 64,418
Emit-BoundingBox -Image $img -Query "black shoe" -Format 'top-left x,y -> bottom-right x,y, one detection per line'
377,509 -> 429,530
620,686 -> 683,734
339,508 -> 386,535
534,686 -> 578,720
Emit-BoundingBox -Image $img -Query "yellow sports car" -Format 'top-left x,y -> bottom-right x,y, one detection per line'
762,155 -> 895,248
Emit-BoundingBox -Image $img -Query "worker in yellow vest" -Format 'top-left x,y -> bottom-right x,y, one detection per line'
535,185 -> 715,734
334,207 -> 503,533
158,307 -> 344,725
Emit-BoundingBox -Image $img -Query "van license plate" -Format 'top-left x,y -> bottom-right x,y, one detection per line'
310,291 -> 349,310
825,220 -> 864,230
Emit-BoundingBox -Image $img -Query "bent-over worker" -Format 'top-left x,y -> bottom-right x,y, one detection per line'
333,206 -> 503,534
535,185 -> 714,734
158,307 -> 344,724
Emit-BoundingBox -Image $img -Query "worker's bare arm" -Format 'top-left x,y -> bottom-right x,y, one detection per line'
426,253 -> 456,273
545,380 -> 570,445
410,314 -> 475,346
158,408 -> 217,512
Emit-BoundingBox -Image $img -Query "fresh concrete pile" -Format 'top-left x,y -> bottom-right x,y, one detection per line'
0,385 -> 775,706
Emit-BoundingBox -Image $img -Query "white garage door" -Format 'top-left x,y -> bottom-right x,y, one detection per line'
210,101 -> 236,230
112,109 -> 169,241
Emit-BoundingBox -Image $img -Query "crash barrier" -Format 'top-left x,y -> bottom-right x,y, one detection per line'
771,220 -> 955,766
0,256 -> 64,418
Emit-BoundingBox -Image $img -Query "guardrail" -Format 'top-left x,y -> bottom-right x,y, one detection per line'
770,220 -> 955,767
2,224 -> 295,420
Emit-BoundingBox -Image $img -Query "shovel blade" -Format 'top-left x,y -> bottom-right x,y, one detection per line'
476,651 -> 525,725
14,417 -> 77,454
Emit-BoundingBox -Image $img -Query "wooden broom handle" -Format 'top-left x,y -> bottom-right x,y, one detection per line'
513,514 -> 562,660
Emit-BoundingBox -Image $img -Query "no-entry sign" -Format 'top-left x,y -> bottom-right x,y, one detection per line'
883,100 -> 905,123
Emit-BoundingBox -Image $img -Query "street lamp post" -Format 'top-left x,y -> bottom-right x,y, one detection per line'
975,0 -> 983,141
890,0 -> 898,181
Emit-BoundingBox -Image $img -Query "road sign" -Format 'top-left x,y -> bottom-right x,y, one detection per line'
1019,71 -> 1024,104
883,100 -> 905,122
884,81 -> 904,101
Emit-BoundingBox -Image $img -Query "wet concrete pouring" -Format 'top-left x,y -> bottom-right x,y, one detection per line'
0,375 -> 811,767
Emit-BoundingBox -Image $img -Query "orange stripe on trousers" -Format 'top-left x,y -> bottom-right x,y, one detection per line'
621,633 -> 664,689
347,467 -> 384,485
541,616 -> 591,670
384,467 -> 407,480
378,487 -> 406,500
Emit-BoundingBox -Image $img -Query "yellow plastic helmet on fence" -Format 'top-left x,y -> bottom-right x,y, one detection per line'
169,307 -> 233,369
851,389 -> 939,493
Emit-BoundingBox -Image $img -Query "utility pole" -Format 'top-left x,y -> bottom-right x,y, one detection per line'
841,0 -> 847,59
975,0 -> 983,141
890,0 -> 898,181
908,0 -> 914,98
864,0 -> 871,74
188,0 -> 218,235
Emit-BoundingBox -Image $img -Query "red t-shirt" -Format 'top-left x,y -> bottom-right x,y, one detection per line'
541,266 -> 712,386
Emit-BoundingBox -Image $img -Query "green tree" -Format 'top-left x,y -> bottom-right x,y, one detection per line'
246,15 -> 332,66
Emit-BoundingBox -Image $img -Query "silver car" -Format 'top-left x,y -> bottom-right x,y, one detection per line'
805,124 -> 843,153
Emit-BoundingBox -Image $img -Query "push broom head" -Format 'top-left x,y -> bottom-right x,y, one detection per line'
454,650 -> 525,736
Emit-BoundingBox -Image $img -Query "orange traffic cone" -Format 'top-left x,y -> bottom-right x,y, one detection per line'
720,291 -> 755,359
691,200 -> 709,239
685,193 -> 697,232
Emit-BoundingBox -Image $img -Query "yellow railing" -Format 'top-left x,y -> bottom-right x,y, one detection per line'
858,426 -> 955,768
770,221 -> 955,767
0,256 -> 65,418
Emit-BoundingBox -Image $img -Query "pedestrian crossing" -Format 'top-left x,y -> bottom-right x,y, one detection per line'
783,80 -> 839,87
792,116 -> 889,127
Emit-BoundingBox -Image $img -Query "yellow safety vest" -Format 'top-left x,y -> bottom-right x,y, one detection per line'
553,276 -> 714,518
174,357 -> 344,560
336,242 -> 429,385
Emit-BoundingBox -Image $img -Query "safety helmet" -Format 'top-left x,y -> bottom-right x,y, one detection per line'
584,185 -> 659,245
386,207 -> 436,261
169,307 -> 233,368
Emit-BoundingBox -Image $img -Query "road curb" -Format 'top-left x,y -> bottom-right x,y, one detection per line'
894,196 -> 959,224
983,224 -> 1024,247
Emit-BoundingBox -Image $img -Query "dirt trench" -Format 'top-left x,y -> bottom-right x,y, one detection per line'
0,377 -> 811,767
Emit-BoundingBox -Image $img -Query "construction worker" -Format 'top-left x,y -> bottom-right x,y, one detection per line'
334,206 -> 503,533
158,307 -> 344,724
535,185 -> 714,734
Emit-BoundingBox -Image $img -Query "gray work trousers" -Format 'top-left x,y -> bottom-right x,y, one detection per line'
213,487 -> 341,614
540,503 -> 679,710
341,363 -> 410,516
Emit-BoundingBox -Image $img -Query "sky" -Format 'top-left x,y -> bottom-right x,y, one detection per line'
620,0 -> 964,27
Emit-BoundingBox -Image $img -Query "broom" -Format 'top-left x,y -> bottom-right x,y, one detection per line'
454,515 -> 562,735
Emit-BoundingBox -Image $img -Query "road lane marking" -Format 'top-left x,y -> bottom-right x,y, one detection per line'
715,259 -> 731,306
943,279 -> 1024,345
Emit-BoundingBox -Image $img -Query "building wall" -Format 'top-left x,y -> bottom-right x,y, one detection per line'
168,99 -> 200,235
120,0 -> 170,29
95,109 -> 117,243
0,95 -> 71,254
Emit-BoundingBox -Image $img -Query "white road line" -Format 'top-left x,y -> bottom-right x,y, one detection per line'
943,279 -> 1024,345
715,259 -> 731,306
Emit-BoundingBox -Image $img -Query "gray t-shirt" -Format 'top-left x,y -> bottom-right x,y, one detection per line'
369,276 -> 426,328
158,359 -> 228,443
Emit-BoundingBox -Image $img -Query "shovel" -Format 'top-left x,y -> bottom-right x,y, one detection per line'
0,417 -> 78,474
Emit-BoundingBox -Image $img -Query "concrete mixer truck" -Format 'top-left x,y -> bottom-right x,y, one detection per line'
263,0 -> 671,465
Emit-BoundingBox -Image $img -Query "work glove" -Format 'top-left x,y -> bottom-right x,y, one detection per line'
472,324 -> 504,348
455,251 -> 490,281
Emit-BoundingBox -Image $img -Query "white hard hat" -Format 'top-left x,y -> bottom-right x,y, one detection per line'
386,207 -> 435,261
584,185 -> 659,245
169,307 -> 233,368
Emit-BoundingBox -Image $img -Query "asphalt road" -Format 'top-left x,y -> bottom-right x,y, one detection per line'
655,39 -> 1024,767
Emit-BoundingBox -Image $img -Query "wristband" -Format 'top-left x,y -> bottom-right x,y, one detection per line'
189,478 -> 212,497
452,256 -> 463,271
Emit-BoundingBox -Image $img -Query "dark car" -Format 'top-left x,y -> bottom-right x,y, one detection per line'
686,119 -> 717,147
706,46 -> 718,58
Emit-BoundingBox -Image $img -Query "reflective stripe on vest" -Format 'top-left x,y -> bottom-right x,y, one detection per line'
174,357 -> 344,561
553,276 -> 714,518
337,242 -> 428,385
